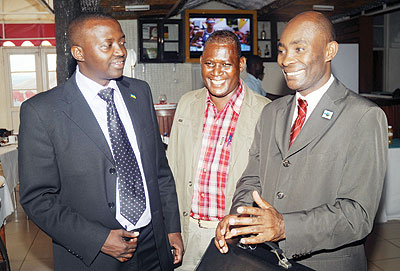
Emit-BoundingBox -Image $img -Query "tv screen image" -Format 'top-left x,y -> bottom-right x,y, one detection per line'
189,17 -> 251,53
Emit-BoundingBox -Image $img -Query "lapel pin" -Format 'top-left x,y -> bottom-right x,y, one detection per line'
130,94 -> 136,99
322,110 -> 333,120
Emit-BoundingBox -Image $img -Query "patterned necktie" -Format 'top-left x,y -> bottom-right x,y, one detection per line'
289,98 -> 308,148
98,88 -> 146,225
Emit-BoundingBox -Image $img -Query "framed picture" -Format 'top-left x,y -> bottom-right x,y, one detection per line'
150,26 -> 158,40
142,25 -> 150,40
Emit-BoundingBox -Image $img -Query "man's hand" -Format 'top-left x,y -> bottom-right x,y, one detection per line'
168,232 -> 184,264
214,214 -> 240,254
101,229 -> 139,262
215,191 -> 285,253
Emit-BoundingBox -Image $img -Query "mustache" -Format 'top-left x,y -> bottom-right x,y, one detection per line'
111,57 -> 126,62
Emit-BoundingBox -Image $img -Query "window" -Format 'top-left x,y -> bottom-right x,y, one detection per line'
10,54 -> 37,106
3,47 -> 56,131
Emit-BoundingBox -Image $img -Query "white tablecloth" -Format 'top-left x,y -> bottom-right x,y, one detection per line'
0,144 -> 18,210
376,146 -> 400,223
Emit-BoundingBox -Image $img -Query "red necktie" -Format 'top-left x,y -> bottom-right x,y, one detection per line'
289,98 -> 308,148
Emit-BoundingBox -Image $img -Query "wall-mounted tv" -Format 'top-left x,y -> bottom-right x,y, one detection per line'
185,9 -> 257,62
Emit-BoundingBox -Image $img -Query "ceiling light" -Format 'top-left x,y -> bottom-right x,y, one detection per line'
312,5 -> 335,11
125,5 -> 150,11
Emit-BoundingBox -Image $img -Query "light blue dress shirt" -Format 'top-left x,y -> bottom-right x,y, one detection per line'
243,73 -> 267,97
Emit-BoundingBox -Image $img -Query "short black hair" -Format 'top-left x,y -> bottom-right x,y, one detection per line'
246,54 -> 263,68
204,30 -> 241,57
67,12 -> 117,47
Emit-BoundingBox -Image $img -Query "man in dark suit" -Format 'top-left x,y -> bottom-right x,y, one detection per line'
215,11 -> 387,270
18,13 -> 183,271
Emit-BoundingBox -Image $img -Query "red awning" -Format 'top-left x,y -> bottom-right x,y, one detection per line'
0,23 -> 56,46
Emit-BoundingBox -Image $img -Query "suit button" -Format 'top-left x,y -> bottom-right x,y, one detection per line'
108,202 -> 115,208
188,181 -> 192,187
183,211 -> 188,216
276,192 -> 284,199
109,168 -> 116,174
282,159 -> 290,167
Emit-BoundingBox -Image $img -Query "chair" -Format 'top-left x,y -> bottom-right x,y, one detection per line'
0,172 -> 10,271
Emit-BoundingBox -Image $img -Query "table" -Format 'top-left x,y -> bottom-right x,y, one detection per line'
0,176 -> 14,224
376,138 -> 400,223
0,145 -> 18,210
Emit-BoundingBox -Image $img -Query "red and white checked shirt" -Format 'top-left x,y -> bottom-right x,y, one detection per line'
191,82 -> 245,221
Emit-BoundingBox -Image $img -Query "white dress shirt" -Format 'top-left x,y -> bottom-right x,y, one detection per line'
75,66 -> 151,230
291,74 -> 334,127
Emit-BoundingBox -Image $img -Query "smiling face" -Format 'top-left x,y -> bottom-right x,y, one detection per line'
277,13 -> 336,95
200,42 -> 245,101
71,18 -> 126,86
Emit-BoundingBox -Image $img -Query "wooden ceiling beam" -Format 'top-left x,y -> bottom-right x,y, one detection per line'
164,0 -> 187,19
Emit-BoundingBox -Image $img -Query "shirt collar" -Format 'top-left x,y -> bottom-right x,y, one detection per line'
205,79 -> 245,115
75,65 -> 119,101
296,74 -> 334,108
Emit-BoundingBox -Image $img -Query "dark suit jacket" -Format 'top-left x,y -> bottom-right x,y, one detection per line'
231,79 -> 388,271
18,74 -> 180,270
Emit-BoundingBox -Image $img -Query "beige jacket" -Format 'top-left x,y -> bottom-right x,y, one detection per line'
167,83 -> 270,246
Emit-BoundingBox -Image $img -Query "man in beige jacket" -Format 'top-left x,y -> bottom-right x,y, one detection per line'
167,30 -> 270,270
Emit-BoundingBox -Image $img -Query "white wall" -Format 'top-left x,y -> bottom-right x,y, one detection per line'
135,63 -> 193,104
388,48 -> 400,92
262,62 -> 293,95
332,43 -> 359,93
387,10 -> 400,92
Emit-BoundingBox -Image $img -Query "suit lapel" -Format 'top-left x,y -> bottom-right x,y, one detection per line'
276,95 -> 296,158
117,79 -> 147,152
59,74 -> 114,164
286,79 -> 344,157
229,88 -> 253,170
190,90 -> 207,172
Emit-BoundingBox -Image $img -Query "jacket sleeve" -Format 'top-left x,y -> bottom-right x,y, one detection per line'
18,100 -> 110,267
144,83 -> 181,234
230,113 -> 263,213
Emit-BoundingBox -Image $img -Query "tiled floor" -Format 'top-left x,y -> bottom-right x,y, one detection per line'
4,191 -> 400,271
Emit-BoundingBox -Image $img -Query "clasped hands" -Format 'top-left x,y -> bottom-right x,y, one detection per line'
215,191 -> 286,254
101,229 -> 183,264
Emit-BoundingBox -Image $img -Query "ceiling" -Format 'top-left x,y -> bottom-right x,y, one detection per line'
100,0 -> 400,21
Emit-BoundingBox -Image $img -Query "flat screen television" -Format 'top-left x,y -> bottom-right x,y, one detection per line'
185,9 -> 257,62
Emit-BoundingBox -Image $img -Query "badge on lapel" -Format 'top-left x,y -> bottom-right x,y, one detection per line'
322,110 -> 333,120
130,93 -> 136,99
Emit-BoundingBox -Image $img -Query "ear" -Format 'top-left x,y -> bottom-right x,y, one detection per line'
200,55 -> 203,64
239,56 -> 246,73
325,41 -> 338,62
71,46 -> 84,62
